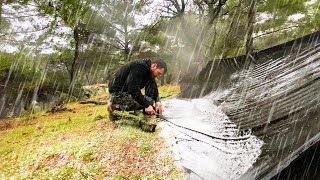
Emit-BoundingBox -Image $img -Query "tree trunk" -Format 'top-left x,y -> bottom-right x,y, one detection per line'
223,0 -> 242,57
160,75 -> 165,85
245,0 -> 256,63
68,24 -> 80,95
0,0 -> 3,27
188,0 -> 227,67
124,11 -> 130,61
124,28 -> 130,61
187,20 -> 211,71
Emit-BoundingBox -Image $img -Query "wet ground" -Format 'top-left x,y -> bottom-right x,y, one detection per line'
160,95 -> 263,180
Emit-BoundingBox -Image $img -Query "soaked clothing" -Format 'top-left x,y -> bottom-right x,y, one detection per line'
108,59 -> 160,109
109,92 -> 153,111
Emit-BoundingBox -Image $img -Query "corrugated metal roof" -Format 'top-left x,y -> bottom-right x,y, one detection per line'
179,31 -> 320,179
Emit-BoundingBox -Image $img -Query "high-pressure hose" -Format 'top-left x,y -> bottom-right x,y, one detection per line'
156,114 -> 251,141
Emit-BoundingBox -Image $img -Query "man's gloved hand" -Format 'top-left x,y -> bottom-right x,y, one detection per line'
155,102 -> 164,114
144,105 -> 156,115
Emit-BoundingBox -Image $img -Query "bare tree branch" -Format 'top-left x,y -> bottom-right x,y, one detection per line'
160,0 -> 187,18
160,5 -> 178,14
113,36 -> 125,47
105,42 -> 123,50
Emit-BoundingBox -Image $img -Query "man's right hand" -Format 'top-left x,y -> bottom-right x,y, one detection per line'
144,105 -> 155,115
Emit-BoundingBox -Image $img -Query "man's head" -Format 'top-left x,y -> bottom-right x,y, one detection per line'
150,59 -> 167,77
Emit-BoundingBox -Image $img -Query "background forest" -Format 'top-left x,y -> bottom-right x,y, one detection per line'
0,0 -> 319,118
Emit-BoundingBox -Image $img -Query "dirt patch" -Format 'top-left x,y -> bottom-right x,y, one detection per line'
48,103 -> 74,114
97,138 -> 175,178
41,152 -> 69,168
79,97 -> 109,105
0,119 -> 32,131
0,120 -> 13,131
0,109 -> 75,132
95,120 -> 114,130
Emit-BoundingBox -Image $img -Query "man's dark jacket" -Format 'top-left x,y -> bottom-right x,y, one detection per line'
108,59 -> 160,108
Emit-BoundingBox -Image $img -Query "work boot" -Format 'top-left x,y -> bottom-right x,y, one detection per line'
107,102 -> 120,121
140,123 -> 157,132
139,115 -> 158,132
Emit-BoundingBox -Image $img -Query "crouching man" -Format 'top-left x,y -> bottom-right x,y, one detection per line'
107,59 -> 167,117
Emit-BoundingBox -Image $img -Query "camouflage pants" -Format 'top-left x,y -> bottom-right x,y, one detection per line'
109,92 -> 154,111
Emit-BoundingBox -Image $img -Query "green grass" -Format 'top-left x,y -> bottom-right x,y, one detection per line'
0,85 -> 184,179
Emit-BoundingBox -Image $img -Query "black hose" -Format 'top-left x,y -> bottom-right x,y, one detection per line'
157,114 -> 251,141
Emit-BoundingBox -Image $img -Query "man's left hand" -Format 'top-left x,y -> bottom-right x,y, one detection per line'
155,102 -> 164,114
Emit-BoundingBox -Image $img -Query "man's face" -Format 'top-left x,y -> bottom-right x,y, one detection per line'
151,64 -> 165,77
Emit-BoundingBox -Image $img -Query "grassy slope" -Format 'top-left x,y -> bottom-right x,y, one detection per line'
0,85 -> 183,179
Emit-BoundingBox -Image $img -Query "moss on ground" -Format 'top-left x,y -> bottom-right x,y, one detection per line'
0,85 -> 184,179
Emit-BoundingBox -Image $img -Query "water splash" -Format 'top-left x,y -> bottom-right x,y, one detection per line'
159,93 -> 263,180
